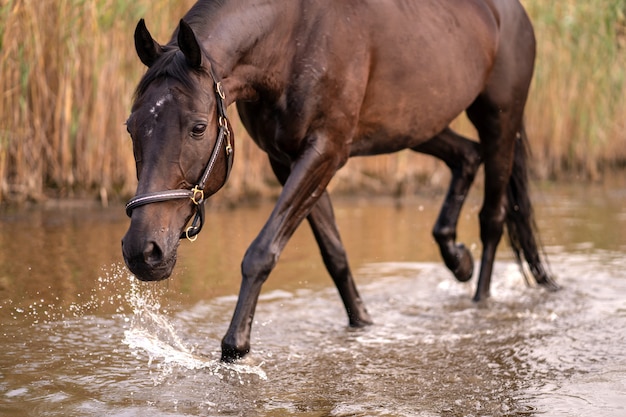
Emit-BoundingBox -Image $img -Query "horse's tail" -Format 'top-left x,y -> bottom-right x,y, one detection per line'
505,124 -> 559,289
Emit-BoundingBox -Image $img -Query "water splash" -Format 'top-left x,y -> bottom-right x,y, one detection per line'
120,269 -> 267,384
4,261 -> 267,385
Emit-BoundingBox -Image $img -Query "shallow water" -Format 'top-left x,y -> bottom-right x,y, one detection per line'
1,183 -> 625,416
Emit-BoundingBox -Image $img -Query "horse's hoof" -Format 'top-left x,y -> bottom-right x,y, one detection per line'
221,340 -> 250,363
349,314 -> 374,328
452,244 -> 474,283
472,289 -> 490,303
537,276 -> 561,292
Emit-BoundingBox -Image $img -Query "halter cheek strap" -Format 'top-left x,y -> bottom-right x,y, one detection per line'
125,76 -> 233,241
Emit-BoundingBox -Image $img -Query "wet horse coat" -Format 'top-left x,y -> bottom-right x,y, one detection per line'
122,0 -> 558,361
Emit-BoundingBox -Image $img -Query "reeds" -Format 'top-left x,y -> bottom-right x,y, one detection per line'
0,0 -> 186,204
525,0 -> 626,179
0,0 -> 624,204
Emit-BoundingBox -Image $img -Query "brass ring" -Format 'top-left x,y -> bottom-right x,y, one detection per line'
215,82 -> 226,100
185,226 -> 198,242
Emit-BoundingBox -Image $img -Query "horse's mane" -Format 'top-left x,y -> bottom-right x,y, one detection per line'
135,46 -> 193,100
184,0 -> 227,25
134,49 -> 205,101
133,0 -> 226,101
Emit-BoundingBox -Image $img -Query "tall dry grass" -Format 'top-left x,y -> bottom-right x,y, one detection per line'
0,1 -> 179,204
525,0 -> 626,179
0,0 -> 625,204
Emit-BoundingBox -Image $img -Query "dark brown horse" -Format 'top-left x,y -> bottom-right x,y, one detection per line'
122,0 -> 558,362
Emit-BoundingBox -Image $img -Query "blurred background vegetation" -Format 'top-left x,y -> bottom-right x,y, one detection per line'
1,0 -> 625,205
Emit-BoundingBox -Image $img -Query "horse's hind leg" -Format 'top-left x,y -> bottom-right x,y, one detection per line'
466,96 -> 518,301
269,158 -> 373,327
412,128 -> 482,282
469,102 -> 558,301
465,3 -> 558,300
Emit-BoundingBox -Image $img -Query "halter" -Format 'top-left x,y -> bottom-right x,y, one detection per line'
125,74 -> 233,241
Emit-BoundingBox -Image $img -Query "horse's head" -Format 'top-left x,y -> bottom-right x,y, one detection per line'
122,19 -> 234,281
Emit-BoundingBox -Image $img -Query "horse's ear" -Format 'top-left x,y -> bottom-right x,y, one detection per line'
134,19 -> 163,67
178,19 -> 203,69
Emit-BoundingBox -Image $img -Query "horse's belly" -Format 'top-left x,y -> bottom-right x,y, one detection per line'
350,79 -> 479,157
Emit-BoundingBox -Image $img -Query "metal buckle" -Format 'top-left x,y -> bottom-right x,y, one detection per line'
218,117 -> 233,155
190,185 -> 204,205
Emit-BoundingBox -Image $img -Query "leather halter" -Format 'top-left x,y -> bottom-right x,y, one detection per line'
125,74 -> 233,241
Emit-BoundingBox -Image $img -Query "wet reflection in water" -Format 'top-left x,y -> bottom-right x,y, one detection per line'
1,183 -> 625,416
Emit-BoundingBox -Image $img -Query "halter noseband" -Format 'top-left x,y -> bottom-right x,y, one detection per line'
125,74 -> 233,241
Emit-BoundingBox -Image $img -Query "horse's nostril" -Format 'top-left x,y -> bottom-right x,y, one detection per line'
143,241 -> 164,266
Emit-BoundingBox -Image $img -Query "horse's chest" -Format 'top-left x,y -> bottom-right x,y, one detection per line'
239,101 -> 307,161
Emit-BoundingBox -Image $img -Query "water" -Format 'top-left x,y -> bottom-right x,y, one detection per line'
1,182 -> 625,416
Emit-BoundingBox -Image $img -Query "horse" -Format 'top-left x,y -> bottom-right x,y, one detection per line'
122,0 -> 559,362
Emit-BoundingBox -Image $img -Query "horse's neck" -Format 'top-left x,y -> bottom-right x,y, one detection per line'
185,0 -> 300,105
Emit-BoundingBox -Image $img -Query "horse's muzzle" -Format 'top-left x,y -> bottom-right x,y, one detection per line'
121,233 -> 178,281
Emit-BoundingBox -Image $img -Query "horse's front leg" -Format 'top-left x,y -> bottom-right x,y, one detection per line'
412,128 -> 482,282
306,191 -> 373,327
221,134 -> 346,362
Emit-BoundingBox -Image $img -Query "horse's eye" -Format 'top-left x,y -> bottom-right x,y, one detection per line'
191,123 -> 207,138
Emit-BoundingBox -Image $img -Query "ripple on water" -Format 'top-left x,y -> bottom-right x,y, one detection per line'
1,250 -> 625,416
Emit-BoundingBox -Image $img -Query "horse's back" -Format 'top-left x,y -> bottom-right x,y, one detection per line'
239,0 -> 534,157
